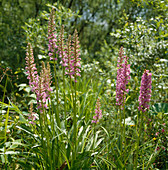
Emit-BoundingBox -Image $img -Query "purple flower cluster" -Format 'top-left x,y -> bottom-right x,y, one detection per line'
116,47 -> 131,107
47,10 -> 81,82
138,70 -> 152,112
25,43 -> 39,92
58,25 -> 67,67
48,8 -> 58,60
25,44 -> 52,114
71,29 -> 81,82
65,34 -> 73,76
36,61 -> 52,112
63,30 -> 81,82
36,76 -> 47,112
92,98 -> 102,124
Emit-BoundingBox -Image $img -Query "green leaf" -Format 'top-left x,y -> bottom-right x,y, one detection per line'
145,149 -> 161,169
19,114 -> 27,123
0,151 -> 20,155
97,155 -> 117,168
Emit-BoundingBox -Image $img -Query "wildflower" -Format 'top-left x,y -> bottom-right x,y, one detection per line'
161,129 -> 165,133
155,132 -> 159,136
25,43 -> 39,92
36,76 -> 47,112
25,44 -> 52,113
161,146 -> 165,150
156,146 -> 160,151
28,103 -> 36,124
71,29 -> 81,82
48,8 -> 58,60
36,62 -> 52,112
92,98 -> 102,124
153,137 -> 157,140
138,70 -> 152,112
41,61 -> 52,99
130,125 -> 135,127
116,47 -> 131,107
16,116 -> 19,119
117,46 -> 124,68
58,25 -> 67,67
65,34 -> 73,76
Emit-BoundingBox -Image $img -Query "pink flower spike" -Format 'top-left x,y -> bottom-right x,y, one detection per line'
116,47 -> 131,107
58,25 -> 67,67
138,70 -> 152,112
25,47 -> 52,113
92,98 -> 102,124
25,43 -> 39,93
71,29 -> 81,82
48,8 -> 58,60
36,61 -> 52,111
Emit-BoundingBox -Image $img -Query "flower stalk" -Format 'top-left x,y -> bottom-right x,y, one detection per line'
116,47 -> 130,153
92,98 -> 102,124
71,29 -> 81,164
48,8 -> 61,129
58,25 -> 67,129
28,103 -> 36,124
135,70 -> 152,169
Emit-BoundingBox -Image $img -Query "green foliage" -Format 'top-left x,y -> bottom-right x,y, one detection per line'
0,0 -> 48,69
0,0 -> 168,169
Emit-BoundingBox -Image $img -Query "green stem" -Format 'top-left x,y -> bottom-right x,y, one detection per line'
44,108 -> 51,168
123,96 -> 126,144
3,76 -> 8,169
70,77 -> 74,104
120,106 -> 122,135
53,59 -> 61,128
119,106 -> 122,151
63,67 -> 67,129
123,95 -> 126,164
48,95 -> 54,134
74,81 -> 77,160
2,75 -> 8,103
1,75 -> 8,125
72,78 -> 77,167
4,104 -> 10,168
135,111 -> 144,169
39,110 -> 45,167
53,58 -> 62,168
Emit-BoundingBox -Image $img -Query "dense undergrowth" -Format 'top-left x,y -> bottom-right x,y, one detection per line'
0,3 -> 168,170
